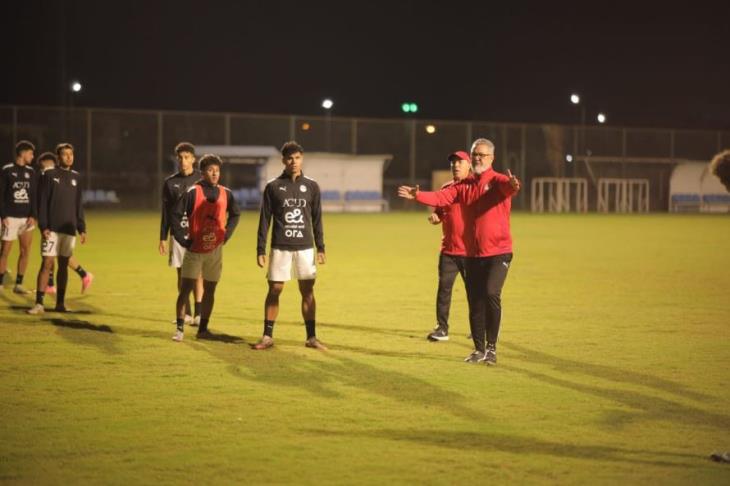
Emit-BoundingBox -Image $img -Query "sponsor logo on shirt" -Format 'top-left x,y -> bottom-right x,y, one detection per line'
300,185 -> 307,192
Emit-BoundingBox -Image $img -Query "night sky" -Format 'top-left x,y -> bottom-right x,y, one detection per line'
4,1 -> 730,129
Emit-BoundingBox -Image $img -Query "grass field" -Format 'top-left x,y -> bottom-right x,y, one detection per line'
1,211 -> 729,484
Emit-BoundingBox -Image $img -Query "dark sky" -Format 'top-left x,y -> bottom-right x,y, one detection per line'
4,1 -> 730,129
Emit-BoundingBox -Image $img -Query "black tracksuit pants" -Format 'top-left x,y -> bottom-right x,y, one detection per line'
464,253 -> 513,353
436,253 -> 467,331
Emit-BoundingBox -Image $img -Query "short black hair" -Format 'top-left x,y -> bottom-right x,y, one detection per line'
199,154 -> 223,172
281,141 -> 304,158
55,142 -> 74,156
175,142 -> 195,155
15,140 -> 35,155
38,152 -> 58,166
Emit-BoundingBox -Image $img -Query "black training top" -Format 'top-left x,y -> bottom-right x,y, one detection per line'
0,162 -> 38,219
257,171 -> 324,255
37,167 -> 86,236
159,170 -> 200,241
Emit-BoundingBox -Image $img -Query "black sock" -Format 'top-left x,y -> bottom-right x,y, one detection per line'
305,320 -> 316,339
47,271 -> 54,287
15,274 -> 24,285
198,318 -> 209,332
194,302 -> 201,317
74,266 -> 87,279
487,342 -> 496,351
35,291 -> 44,305
56,287 -> 66,309
0,272 -> 4,284
264,320 -> 275,337
176,317 -> 184,332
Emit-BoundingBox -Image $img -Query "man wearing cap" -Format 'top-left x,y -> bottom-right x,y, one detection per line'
171,154 -> 240,342
426,150 -> 472,342
398,138 -> 520,365
0,140 -> 38,294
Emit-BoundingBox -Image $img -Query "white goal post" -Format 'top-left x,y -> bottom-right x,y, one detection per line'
597,178 -> 650,213
531,177 -> 588,213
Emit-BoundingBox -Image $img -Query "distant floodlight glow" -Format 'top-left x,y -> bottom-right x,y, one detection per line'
597,112 -> 606,123
566,154 -> 573,163
425,124 -> 436,134
409,103 -> 418,113
321,98 -> 333,110
570,93 -> 580,104
301,122 -> 311,131
71,81 -> 82,93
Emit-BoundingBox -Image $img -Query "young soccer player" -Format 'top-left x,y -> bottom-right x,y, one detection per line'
28,143 -> 87,314
160,142 -> 204,326
0,141 -> 38,294
171,154 -> 239,342
34,152 -> 93,296
254,141 -> 327,350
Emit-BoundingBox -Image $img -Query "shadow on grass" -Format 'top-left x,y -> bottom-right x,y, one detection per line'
501,363 -> 730,430
189,339 -> 489,422
502,342 -> 710,402
303,428 -> 706,469
46,318 -> 123,355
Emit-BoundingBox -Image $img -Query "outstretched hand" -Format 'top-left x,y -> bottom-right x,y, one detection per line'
397,185 -> 419,200
507,169 -> 521,191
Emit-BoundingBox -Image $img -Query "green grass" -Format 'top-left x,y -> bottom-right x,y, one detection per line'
1,211 -> 729,484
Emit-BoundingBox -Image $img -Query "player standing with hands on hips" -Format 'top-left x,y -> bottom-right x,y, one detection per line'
255,141 -> 327,350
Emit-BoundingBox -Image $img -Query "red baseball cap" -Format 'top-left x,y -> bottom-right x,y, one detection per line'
448,150 -> 470,162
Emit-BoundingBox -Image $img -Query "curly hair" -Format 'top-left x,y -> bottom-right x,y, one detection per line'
709,149 -> 730,192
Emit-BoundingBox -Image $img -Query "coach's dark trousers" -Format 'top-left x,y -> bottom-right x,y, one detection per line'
464,253 -> 513,353
436,253 -> 467,331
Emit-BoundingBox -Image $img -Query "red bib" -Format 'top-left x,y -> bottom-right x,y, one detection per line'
189,185 -> 227,253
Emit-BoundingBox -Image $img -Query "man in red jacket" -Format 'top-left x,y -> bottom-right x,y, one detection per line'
426,150 -> 471,342
398,138 -> 520,365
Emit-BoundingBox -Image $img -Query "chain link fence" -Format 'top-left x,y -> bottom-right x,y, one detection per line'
1,105 -> 727,211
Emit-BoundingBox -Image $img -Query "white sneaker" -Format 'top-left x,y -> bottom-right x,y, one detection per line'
184,315 -> 194,325
27,303 -> 45,315
172,330 -> 184,342
193,315 -> 201,326
13,285 -> 31,295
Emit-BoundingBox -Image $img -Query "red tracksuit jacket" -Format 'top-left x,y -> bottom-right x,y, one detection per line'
417,168 -> 517,258
433,179 -> 468,257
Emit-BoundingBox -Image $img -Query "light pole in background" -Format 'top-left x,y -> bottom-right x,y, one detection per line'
322,98 -> 333,151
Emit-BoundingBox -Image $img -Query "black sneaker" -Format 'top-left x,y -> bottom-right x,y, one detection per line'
484,346 -> 497,366
464,350 -> 485,363
427,327 -> 449,342
196,329 -> 213,339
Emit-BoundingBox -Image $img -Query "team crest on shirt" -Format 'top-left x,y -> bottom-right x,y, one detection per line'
300,185 -> 307,192
72,179 -> 77,186
24,173 -> 30,179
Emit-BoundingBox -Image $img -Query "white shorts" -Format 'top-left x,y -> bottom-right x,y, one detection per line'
1,217 -> 35,241
267,248 -> 316,282
168,238 -> 187,268
41,232 -> 75,258
181,245 -> 223,282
